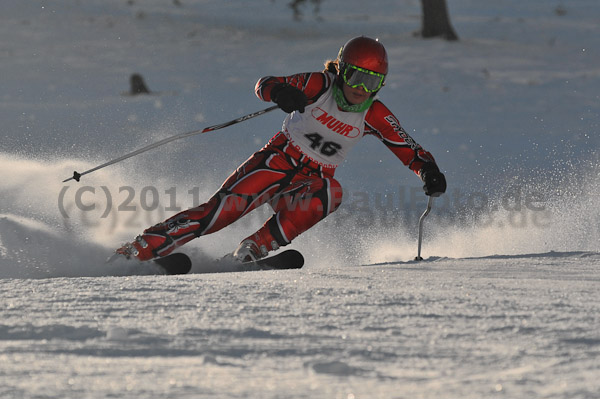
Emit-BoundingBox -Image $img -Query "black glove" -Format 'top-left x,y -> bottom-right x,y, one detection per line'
270,83 -> 307,113
420,162 -> 447,197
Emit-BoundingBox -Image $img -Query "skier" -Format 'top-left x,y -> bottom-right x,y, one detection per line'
116,36 -> 447,263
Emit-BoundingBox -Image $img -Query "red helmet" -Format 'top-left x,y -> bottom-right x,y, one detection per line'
338,36 -> 388,75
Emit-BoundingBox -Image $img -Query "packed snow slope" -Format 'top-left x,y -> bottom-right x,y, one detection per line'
1,252 -> 599,399
0,1 -> 599,398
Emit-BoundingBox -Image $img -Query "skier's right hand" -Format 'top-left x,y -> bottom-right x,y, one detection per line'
270,83 -> 307,113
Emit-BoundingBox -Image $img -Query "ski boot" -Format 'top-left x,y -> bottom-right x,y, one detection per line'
115,232 -> 173,261
232,228 -> 280,263
114,215 -> 199,261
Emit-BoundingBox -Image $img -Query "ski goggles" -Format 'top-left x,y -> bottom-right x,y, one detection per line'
341,63 -> 386,93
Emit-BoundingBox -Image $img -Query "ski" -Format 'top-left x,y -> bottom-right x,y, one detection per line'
153,253 -> 192,275
154,249 -> 303,274
238,249 -> 304,272
109,249 -> 303,275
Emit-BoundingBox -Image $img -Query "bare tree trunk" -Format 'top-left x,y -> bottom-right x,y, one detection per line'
420,0 -> 459,41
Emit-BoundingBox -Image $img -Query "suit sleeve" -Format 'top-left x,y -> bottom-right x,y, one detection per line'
255,72 -> 331,104
364,100 -> 438,177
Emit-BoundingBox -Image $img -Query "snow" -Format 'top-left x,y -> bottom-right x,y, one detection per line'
0,0 -> 599,397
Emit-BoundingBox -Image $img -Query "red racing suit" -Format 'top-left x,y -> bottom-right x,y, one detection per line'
136,71 -> 438,259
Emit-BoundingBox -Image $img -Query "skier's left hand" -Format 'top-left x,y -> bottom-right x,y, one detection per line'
420,163 -> 447,197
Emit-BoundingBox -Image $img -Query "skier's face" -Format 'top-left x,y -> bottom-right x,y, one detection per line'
342,83 -> 371,105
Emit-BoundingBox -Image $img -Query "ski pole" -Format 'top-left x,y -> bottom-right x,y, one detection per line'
62,105 -> 279,183
415,195 -> 434,261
